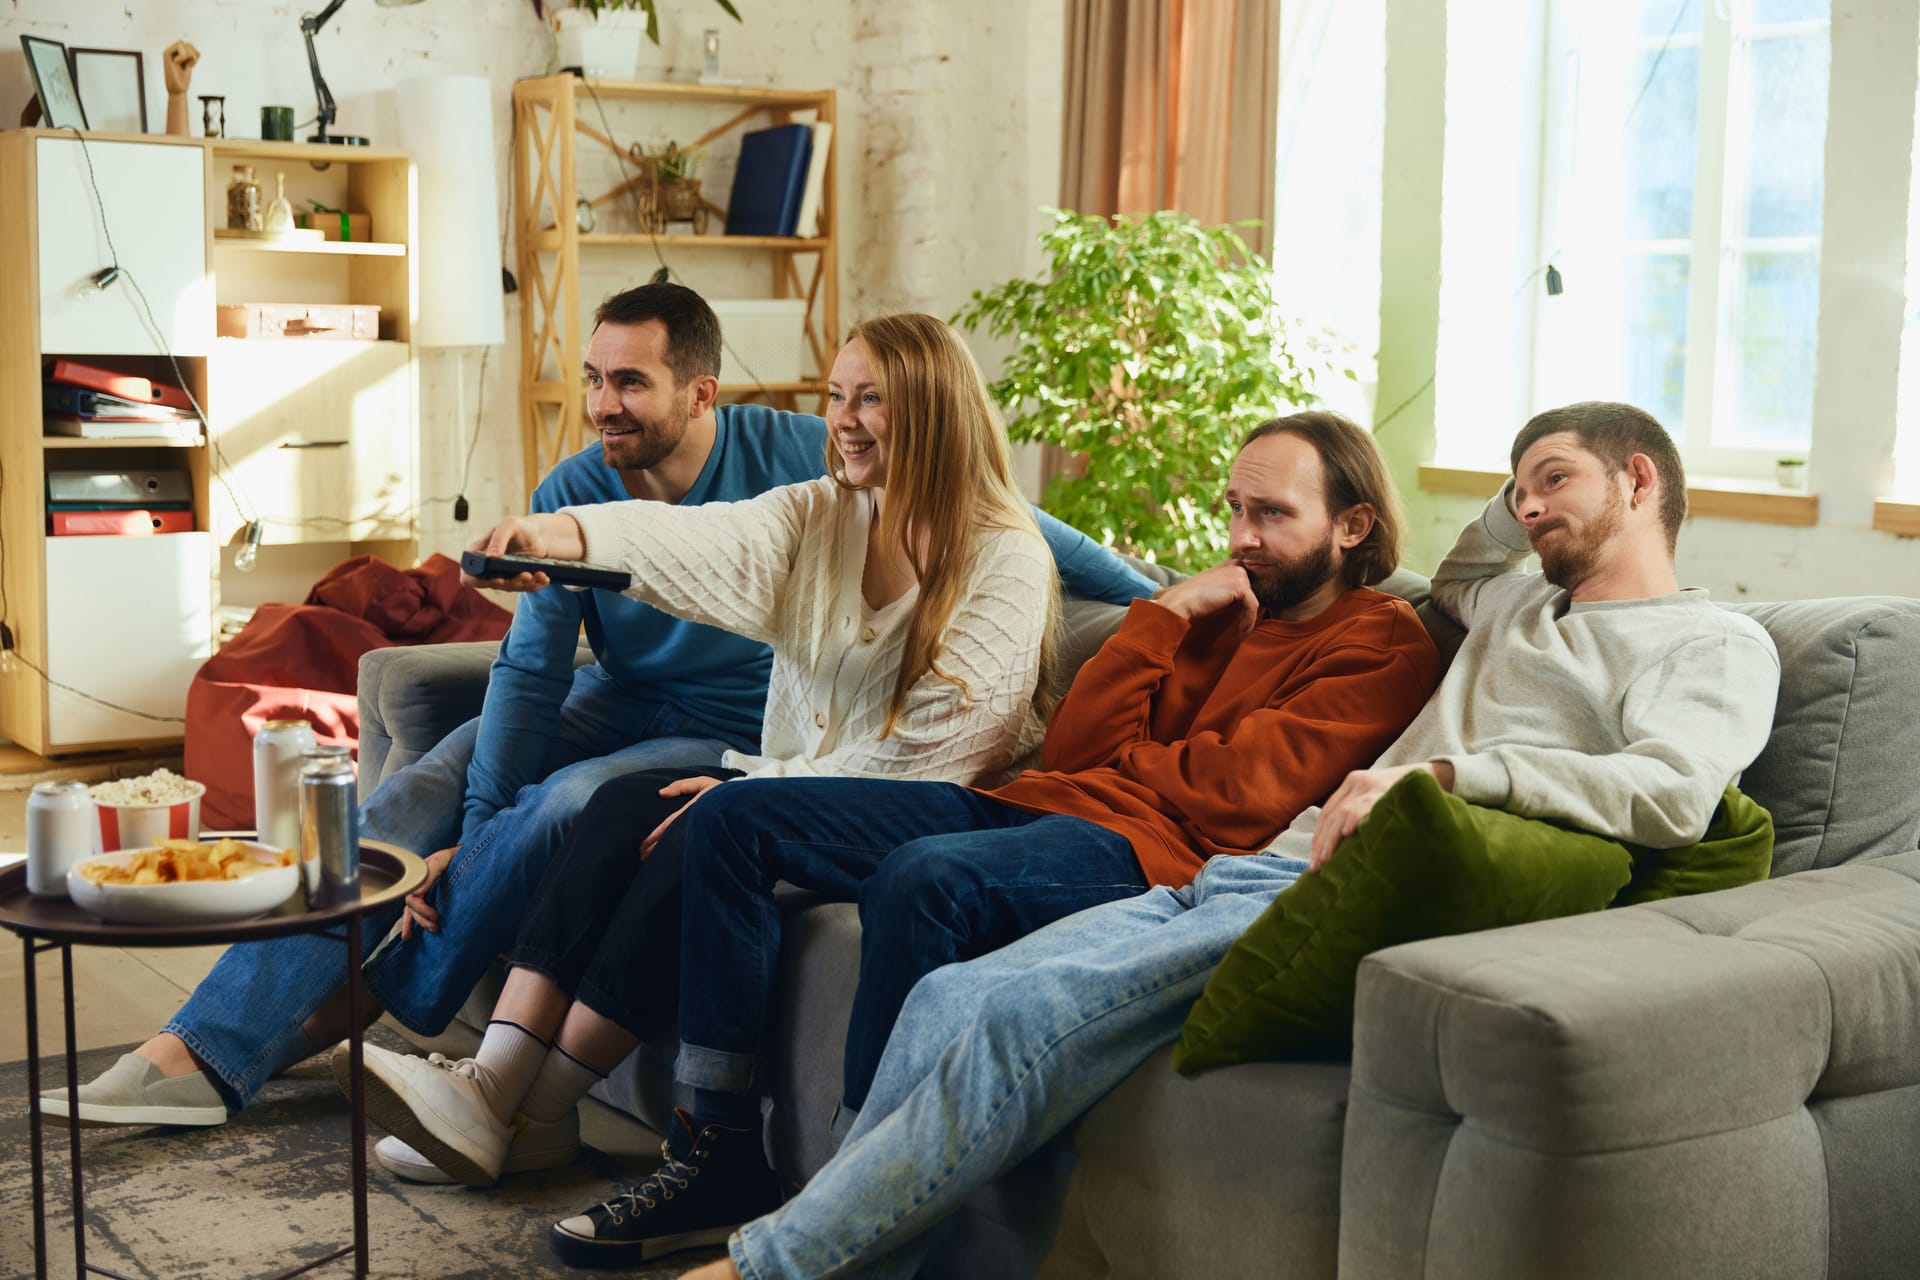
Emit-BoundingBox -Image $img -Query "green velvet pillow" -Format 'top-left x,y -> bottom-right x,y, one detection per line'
1172,771 -> 1773,1073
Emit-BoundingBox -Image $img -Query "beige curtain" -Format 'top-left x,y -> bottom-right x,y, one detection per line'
1061,0 -> 1282,255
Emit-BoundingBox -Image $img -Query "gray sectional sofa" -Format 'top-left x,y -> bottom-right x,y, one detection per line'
357,573 -> 1920,1280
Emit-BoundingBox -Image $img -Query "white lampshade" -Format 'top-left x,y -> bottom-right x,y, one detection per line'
396,75 -> 505,348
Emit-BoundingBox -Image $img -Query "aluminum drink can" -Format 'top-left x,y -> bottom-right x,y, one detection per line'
299,757 -> 360,909
27,780 -> 96,898
254,719 -> 317,852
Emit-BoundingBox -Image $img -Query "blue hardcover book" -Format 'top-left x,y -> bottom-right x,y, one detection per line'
726,124 -> 814,237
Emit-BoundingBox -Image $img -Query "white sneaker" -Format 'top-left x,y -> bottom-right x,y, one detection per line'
376,1107 -> 582,1183
40,1052 -> 227,1128
332,1042 -> 509,1186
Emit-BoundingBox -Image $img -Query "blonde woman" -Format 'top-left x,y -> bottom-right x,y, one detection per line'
342,313 -> 1062,1198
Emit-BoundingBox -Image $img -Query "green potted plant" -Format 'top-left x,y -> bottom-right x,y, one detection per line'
540,0 -> 741,77
628,139 -> 711,231
955,208 -> 1338,570
1776,456 -> 1808,489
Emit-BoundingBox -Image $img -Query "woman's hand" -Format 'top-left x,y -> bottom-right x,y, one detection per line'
400,846 -> 456,939
640,776 -> 727,859
460,513 -> 590,592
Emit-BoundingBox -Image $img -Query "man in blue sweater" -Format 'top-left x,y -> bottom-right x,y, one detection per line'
44,284 -> 1154,1136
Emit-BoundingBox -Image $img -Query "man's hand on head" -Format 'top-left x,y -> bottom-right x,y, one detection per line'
1308,760 -> 1456,871
1152,561 -> 1260,635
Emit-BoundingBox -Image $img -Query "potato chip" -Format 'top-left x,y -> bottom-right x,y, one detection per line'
77,838 -> 292,886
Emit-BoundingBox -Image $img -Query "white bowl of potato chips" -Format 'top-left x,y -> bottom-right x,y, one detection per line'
68,838 -> 300,926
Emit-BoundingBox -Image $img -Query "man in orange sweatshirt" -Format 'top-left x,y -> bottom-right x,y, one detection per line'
530,409 -> 1440,1269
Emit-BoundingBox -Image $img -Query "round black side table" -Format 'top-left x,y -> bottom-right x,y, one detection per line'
0,839 -> 425,1280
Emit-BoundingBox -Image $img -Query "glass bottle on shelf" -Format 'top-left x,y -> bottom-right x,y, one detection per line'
226,164 -> 262,231
264,172 -> 294,233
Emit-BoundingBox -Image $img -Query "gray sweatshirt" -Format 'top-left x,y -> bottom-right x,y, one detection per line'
1269,488 -> 1780,855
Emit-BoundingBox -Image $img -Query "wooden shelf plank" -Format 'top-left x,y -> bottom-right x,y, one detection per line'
565,79 -> 831,108
583,233 -> 829,250
532,228 -> 827,251
43,435 -> 204,449
1872,499 -> 1920,537
208,139 -> 411,164
213,238 -> 406,257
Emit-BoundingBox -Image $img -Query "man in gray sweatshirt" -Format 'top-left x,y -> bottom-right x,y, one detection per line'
675,400 -> 1783,1280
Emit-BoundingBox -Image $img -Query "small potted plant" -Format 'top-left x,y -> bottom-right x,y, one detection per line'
1776,457 -> 1808,489
628,139 -> 709,232
536,0 -> 741,79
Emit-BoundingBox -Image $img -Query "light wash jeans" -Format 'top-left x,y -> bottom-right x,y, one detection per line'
728,851 -> 1308,1280
167,667 -> 744,1109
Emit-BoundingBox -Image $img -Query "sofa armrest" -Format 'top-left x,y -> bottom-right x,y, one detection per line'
357,642 -> 507,788
1338,852 -> 1920,1280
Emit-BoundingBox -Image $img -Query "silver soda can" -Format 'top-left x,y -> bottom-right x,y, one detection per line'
27,780 -> 96,898
299,757 -> 360,909
253,719 -> 317,852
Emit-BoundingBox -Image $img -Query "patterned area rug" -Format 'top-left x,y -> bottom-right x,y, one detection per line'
0,1035 -> 726,1278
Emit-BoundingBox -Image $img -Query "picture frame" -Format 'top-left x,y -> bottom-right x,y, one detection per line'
71,47 -> 147,134
21,35 -> 87,130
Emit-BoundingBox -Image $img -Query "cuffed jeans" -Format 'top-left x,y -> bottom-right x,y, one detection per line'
507,766 -> 739,1040
166,667 -> 744,1109
726,850 -> 1309,1280
672,778 -> 1148,1109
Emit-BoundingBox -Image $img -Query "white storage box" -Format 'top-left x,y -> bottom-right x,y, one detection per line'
709,299 -> 809,385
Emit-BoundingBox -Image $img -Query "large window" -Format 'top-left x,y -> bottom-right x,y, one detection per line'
1530,0 -> 1831,478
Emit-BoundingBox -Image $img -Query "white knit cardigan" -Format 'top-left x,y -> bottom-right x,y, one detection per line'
566,476 -> 1051,785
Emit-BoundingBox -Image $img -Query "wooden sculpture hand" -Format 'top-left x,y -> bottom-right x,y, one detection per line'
163,41 -> 200,136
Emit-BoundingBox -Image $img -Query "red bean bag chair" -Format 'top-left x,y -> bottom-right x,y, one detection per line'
186,553 -> 512,829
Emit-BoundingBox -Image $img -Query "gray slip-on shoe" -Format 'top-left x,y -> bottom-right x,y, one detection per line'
40,1052 -> 228,1127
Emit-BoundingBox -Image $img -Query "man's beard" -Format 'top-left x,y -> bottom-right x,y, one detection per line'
1532,485 -> 1625,589
1242,531 -> 1339,614
596,404 -> 686,472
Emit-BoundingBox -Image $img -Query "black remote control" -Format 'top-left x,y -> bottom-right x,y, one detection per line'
460,550 -> 632,592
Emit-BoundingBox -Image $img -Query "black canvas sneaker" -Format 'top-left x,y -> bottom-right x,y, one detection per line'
550,1107 -> 784,1269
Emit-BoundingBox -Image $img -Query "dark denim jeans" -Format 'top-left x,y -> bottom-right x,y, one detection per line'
671,778 -> 1148,1109
507,765 -> 739,1039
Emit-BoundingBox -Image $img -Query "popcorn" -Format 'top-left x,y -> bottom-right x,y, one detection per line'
89,768 -> 204,806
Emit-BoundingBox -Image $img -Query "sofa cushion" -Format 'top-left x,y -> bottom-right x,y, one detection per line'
1611,786 -> 1776,905
1726,597 -> 1920,875
1174,773 -> 1770,1070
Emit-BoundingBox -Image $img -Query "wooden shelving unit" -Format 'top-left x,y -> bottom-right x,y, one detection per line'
511,75 -> 838,501
203,138 -> 420,553
0,128 -> 417,757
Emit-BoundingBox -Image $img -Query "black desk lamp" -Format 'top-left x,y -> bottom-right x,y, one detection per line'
304,0 -> 427,145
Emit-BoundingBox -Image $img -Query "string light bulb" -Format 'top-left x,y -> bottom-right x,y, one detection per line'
233,518 -> 264,573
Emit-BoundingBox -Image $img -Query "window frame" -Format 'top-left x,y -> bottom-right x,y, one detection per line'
1530,0 -> 1831,482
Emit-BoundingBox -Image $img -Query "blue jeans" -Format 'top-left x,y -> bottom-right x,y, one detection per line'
726,851 -> 1308,1280
673,779 -> 1149,1110
167,668 -> 745,1109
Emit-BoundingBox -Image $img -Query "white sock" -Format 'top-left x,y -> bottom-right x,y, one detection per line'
470,1020 -> 549,1123
520,1042 -> 606,1124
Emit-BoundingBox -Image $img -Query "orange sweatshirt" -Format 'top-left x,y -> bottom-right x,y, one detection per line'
988,588 -> 1440,887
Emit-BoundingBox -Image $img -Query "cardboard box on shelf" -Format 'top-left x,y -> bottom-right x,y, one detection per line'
217,303 -> 382,340
294,209 -> 373,242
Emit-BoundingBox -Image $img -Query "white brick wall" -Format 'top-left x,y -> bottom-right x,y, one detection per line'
1,0 -> 1066,564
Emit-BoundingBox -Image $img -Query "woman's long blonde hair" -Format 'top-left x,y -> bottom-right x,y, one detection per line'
826,313 -> 1062,738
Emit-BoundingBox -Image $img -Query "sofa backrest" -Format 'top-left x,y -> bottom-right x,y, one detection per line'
1725,597 -> 1920,875
1059,565 -> 1920,876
